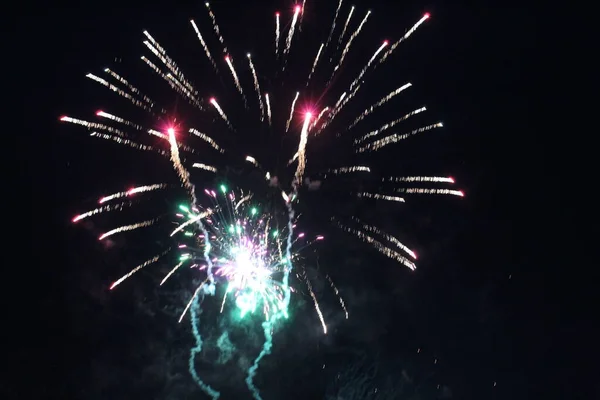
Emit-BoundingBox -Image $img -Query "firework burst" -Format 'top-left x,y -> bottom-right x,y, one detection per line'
63,2 -> 462,398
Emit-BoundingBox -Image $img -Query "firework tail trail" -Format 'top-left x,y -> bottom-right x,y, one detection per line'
205,2 -> 227,53
328,10 -> 371,86
285,91 -> 300,132
210,98 -> 233,129
337,5 -> 354,50
191,20 -> 218,72
355,123 -> 444,153
265,93 -> 272,126
275,12 -> 280,56
224,55 -> 247,107
348,83 -> 412,129
247,54 -> 265,120
306,43 -> 323,87
283,6 -> 301,58
348,40 -> 388,93
85,73 -> 152,112
324,0 -> 343,49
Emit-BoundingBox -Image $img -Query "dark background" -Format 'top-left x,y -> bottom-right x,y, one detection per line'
11,1 -> 585,399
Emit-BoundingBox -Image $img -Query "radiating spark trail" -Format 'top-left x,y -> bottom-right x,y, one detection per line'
60,115 -> 128,138
324,166 -> 370,176
103,68 -> 155,108
190,20 -> 217,72
89,132 -> 162,154
348,83 -> 412,129
205,2 -> 227,52
96,111 -> 142,130
357,192 -> 405,203
299,0 -> 307,30
326,274 -> 348,319
275,12 -> 280,56
352,216 -> 416,259
311,107 -> 329,130
324,0 -> 343,49
283,6 -> 301,57
337,5 -> 354,48
356,123 -> 443,153
355,107 -> 427,144
85,73 -> 151,111
379,13 -> 430,65
348,40 -> 388,92
306,43 -> 323,87
397,188 -> 464,197
161,261 -> 186,285
99,184 -> 167,204
247,54 -> 265,120
385,176 -> 454,183
209,98 -> 232,129
142,32 -> 198,100
330,10 -> 371,82
192,163 -> 217,172
180,276 -> 211,322
335,220 -> 416,270
265,93 -> 272,126
285,91 -> 300,132
72,201 -> 131,223
294,112 -> 312,184
305,276 -> 327,334
110,249 -> 171,290
189,128 -> 225,153
140,56 -> 202,109
99,219 -> 156,240
170,209 -> 214,237
167,128 -> 197,204
224,55 -> 247,106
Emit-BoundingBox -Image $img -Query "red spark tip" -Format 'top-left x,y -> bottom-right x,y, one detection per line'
224,55 -> 229,61
59,116 -> 68,121
109,282 -> 117,290
383,40 -> 389,45
295,5 -> 301,12
209,97 -> 216,103
96,110 -> 103,116
72,216 -> 80,223
449,177 -> 455,183
305,112 -> 312,118
424,12 -> 430,18
167,128 -> 175,135
459,191 -> 465,197
275,11 -> 280,16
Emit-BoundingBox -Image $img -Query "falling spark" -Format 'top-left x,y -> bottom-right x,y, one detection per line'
224,55 -> 247,106
357,192 -> 405,203
330,10 -> 371,82
335,219 -> 415,270
275,12 -> 280,55
294,112 -> 312,184
99,219 -> 156,240
190,20 -> 217,72
60,115 -> 128,138
305,276 -> 327,334
379,13 -> 430,65
285,91 -> 300,132
245,155 -> 259,167
265,93 -> 272,126
337,6 -> 355,48
283,6 -> 302,57
355,107 -> 427,144
168,128 -> 197,204
209,97 -> 232,128
99,184 -> 167,204
189,128 -> 225,153
306,43 -> 324,87
110,249 -> 171,290
348,83 -> 412,129
326,274 -> 348,319
192,163 -> 218,173
170,209 -> 214,237
348,40 -> 388,92
247,54 -> 265,120
324,166 -> 370,176
356,123 -> 443,153
324,0 -> 344,49
85,73 -> 151,111
397,188 -> 464,197
352,216 -> 416,259
72,201 -> 131,223
161,261 -> 186,285
205,2 -> 227,52
96,111 -> 143,130
385,176 -> 454,183
103,68 -> 155,108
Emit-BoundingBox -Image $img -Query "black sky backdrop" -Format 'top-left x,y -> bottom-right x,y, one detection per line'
11,1 -> 587,399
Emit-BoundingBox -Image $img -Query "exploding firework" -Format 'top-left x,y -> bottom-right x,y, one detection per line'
63,2 -> 462,399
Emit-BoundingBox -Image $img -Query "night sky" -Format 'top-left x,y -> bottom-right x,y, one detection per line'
12,1 -> 582,399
